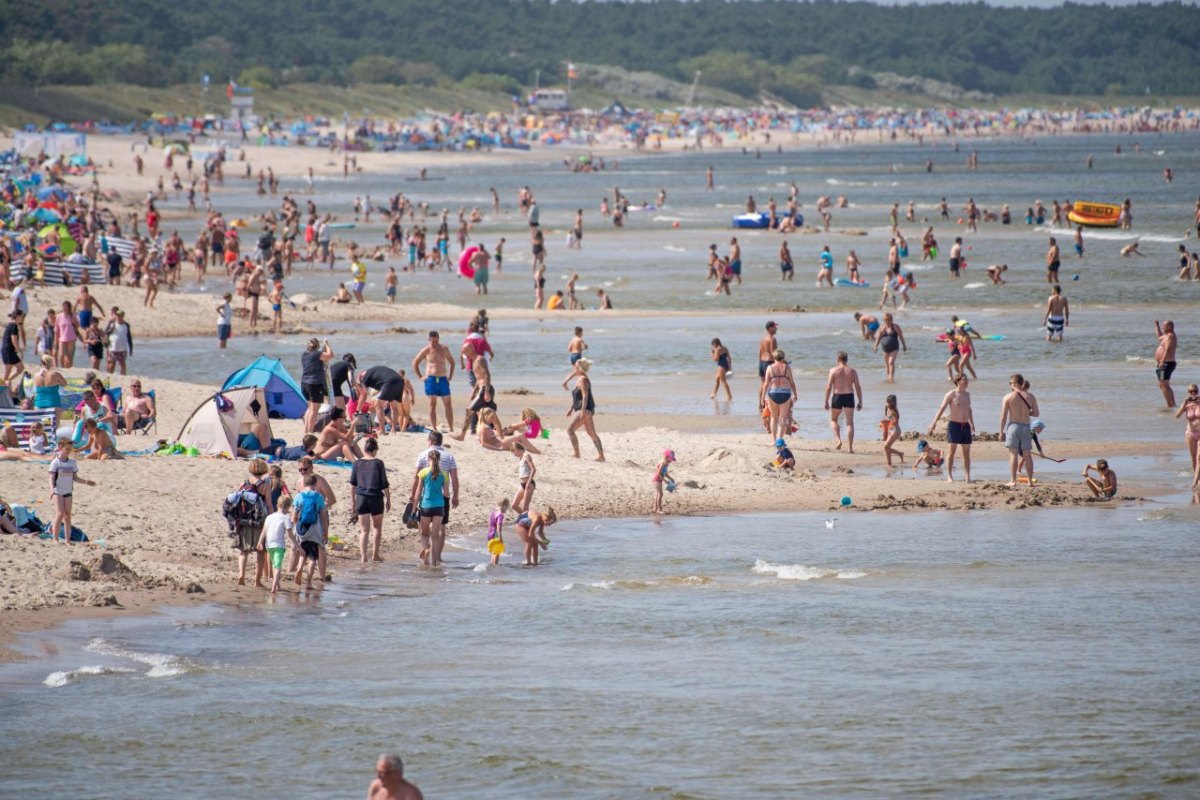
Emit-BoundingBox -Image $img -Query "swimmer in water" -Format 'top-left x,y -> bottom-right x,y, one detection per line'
1120,242 -> 1145,257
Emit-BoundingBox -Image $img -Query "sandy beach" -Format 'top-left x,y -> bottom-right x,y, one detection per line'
2,127 -> 1197,663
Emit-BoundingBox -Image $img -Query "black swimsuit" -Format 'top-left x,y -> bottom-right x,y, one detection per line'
571,380 -> 596,413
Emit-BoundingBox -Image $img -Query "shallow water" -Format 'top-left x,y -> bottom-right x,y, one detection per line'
114,129 -> 1200,443
169,130 -> 1200,317
2,507 -> 1198,798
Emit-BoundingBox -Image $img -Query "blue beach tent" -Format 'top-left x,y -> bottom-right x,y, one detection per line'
222,356 -> 306,419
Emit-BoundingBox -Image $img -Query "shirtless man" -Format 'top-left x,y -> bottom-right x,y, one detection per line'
845,249 -> 861,282
758,321 -> 779,386
121,379 -> 155,434
412,330 -> 455,430
853,311 -> 879,340
369,753 -> 423,800
948,237 -> 963,278
1045,236 -> 1061,284
929,376 -> 975,482
453,340 -> 492,439
1154,320 -> 1177,408
728,237 -> 742,285
1044,285 -> 1069,342
999,373 -> 1039,486
823,351 -> 863,452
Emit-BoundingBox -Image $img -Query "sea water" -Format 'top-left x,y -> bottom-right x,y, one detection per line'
1,507 -> 1197,797
122,131 -> 1200,441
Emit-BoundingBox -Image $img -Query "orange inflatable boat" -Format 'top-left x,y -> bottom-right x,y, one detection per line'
1067,202 -> 1120,228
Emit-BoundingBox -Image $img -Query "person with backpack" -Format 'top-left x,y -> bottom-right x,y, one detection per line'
222,459 -> 270,586
292,473 -> 328,590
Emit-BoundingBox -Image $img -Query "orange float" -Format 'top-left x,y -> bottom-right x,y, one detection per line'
1067,202 -> 1120,228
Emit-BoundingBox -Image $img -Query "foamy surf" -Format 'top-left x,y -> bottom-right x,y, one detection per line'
44,664 -> 137,688
82,637 -> 190,679
752,559 -> 866,581
964,282 -> 985,289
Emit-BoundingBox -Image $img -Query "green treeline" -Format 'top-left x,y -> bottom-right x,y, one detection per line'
2,0 -> 1197,99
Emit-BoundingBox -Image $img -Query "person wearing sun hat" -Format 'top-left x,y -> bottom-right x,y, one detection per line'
774,438 -> 795,471
651,449 -> 677,515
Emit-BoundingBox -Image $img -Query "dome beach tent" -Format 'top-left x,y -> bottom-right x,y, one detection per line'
221,356 -> 306,419
176,387 -> 274,457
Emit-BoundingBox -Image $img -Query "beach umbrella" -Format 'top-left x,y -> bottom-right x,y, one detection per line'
28,207 -> 61,223
37,186 -> 69,201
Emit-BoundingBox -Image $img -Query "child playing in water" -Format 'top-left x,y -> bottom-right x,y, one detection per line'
268,282 -> 284,333
651,449 -> 676,514
911,440 -> 944,473
385,266 -> 398,303
1082,459 -> 1118,498
487,498 -> 509,565
514,507 -> 555,566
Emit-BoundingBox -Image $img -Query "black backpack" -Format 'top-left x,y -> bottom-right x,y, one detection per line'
222,482 -> 267,534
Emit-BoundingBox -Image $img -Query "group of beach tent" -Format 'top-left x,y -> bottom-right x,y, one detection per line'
174,356 -> 304,456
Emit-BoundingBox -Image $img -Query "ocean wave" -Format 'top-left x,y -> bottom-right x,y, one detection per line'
44,664 -> 137,688
653,217 -> 683,224
963,282 -> 985,289
84,637 -> 190,679
752,559 -> 866,581
662,245 -> 687,252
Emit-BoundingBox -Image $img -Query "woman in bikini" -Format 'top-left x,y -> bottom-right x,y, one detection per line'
761,349 -> 797,444
1175,383 -> 1200,487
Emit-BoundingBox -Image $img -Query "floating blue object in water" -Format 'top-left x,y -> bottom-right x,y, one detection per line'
840,496 -> 852,507
1072,274 -> 1080,281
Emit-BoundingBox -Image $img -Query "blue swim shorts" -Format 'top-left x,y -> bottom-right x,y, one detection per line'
424,375 -> 450,397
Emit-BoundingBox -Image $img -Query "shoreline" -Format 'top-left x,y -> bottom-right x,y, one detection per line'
0,427 -> 1176,665
4,129 -> 1199,672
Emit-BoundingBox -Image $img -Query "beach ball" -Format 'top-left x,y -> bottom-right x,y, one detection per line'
672,221 -> 680,229
840,496 -> 852,507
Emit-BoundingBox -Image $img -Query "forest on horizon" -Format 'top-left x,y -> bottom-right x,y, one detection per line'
2,0 -> 1197,105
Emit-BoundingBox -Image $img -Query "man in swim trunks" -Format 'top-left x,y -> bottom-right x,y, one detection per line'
999,372 -> 1039,486
929,376 -> 975,482
1154,319 -> 1177,408
758,321 -> 778,384
1045,237 -> 1061,284
412,330 -> 455,430
853,312 -> 879,340
948,237 -> 962,278
728,237 -> 742,285
779,241 -> 794,281
1043,285 -> 1069,342
358,364 -> 406,435
823,351 -> 863,452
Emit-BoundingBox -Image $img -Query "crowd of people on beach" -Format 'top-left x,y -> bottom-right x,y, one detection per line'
2,120 -> 1199,577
